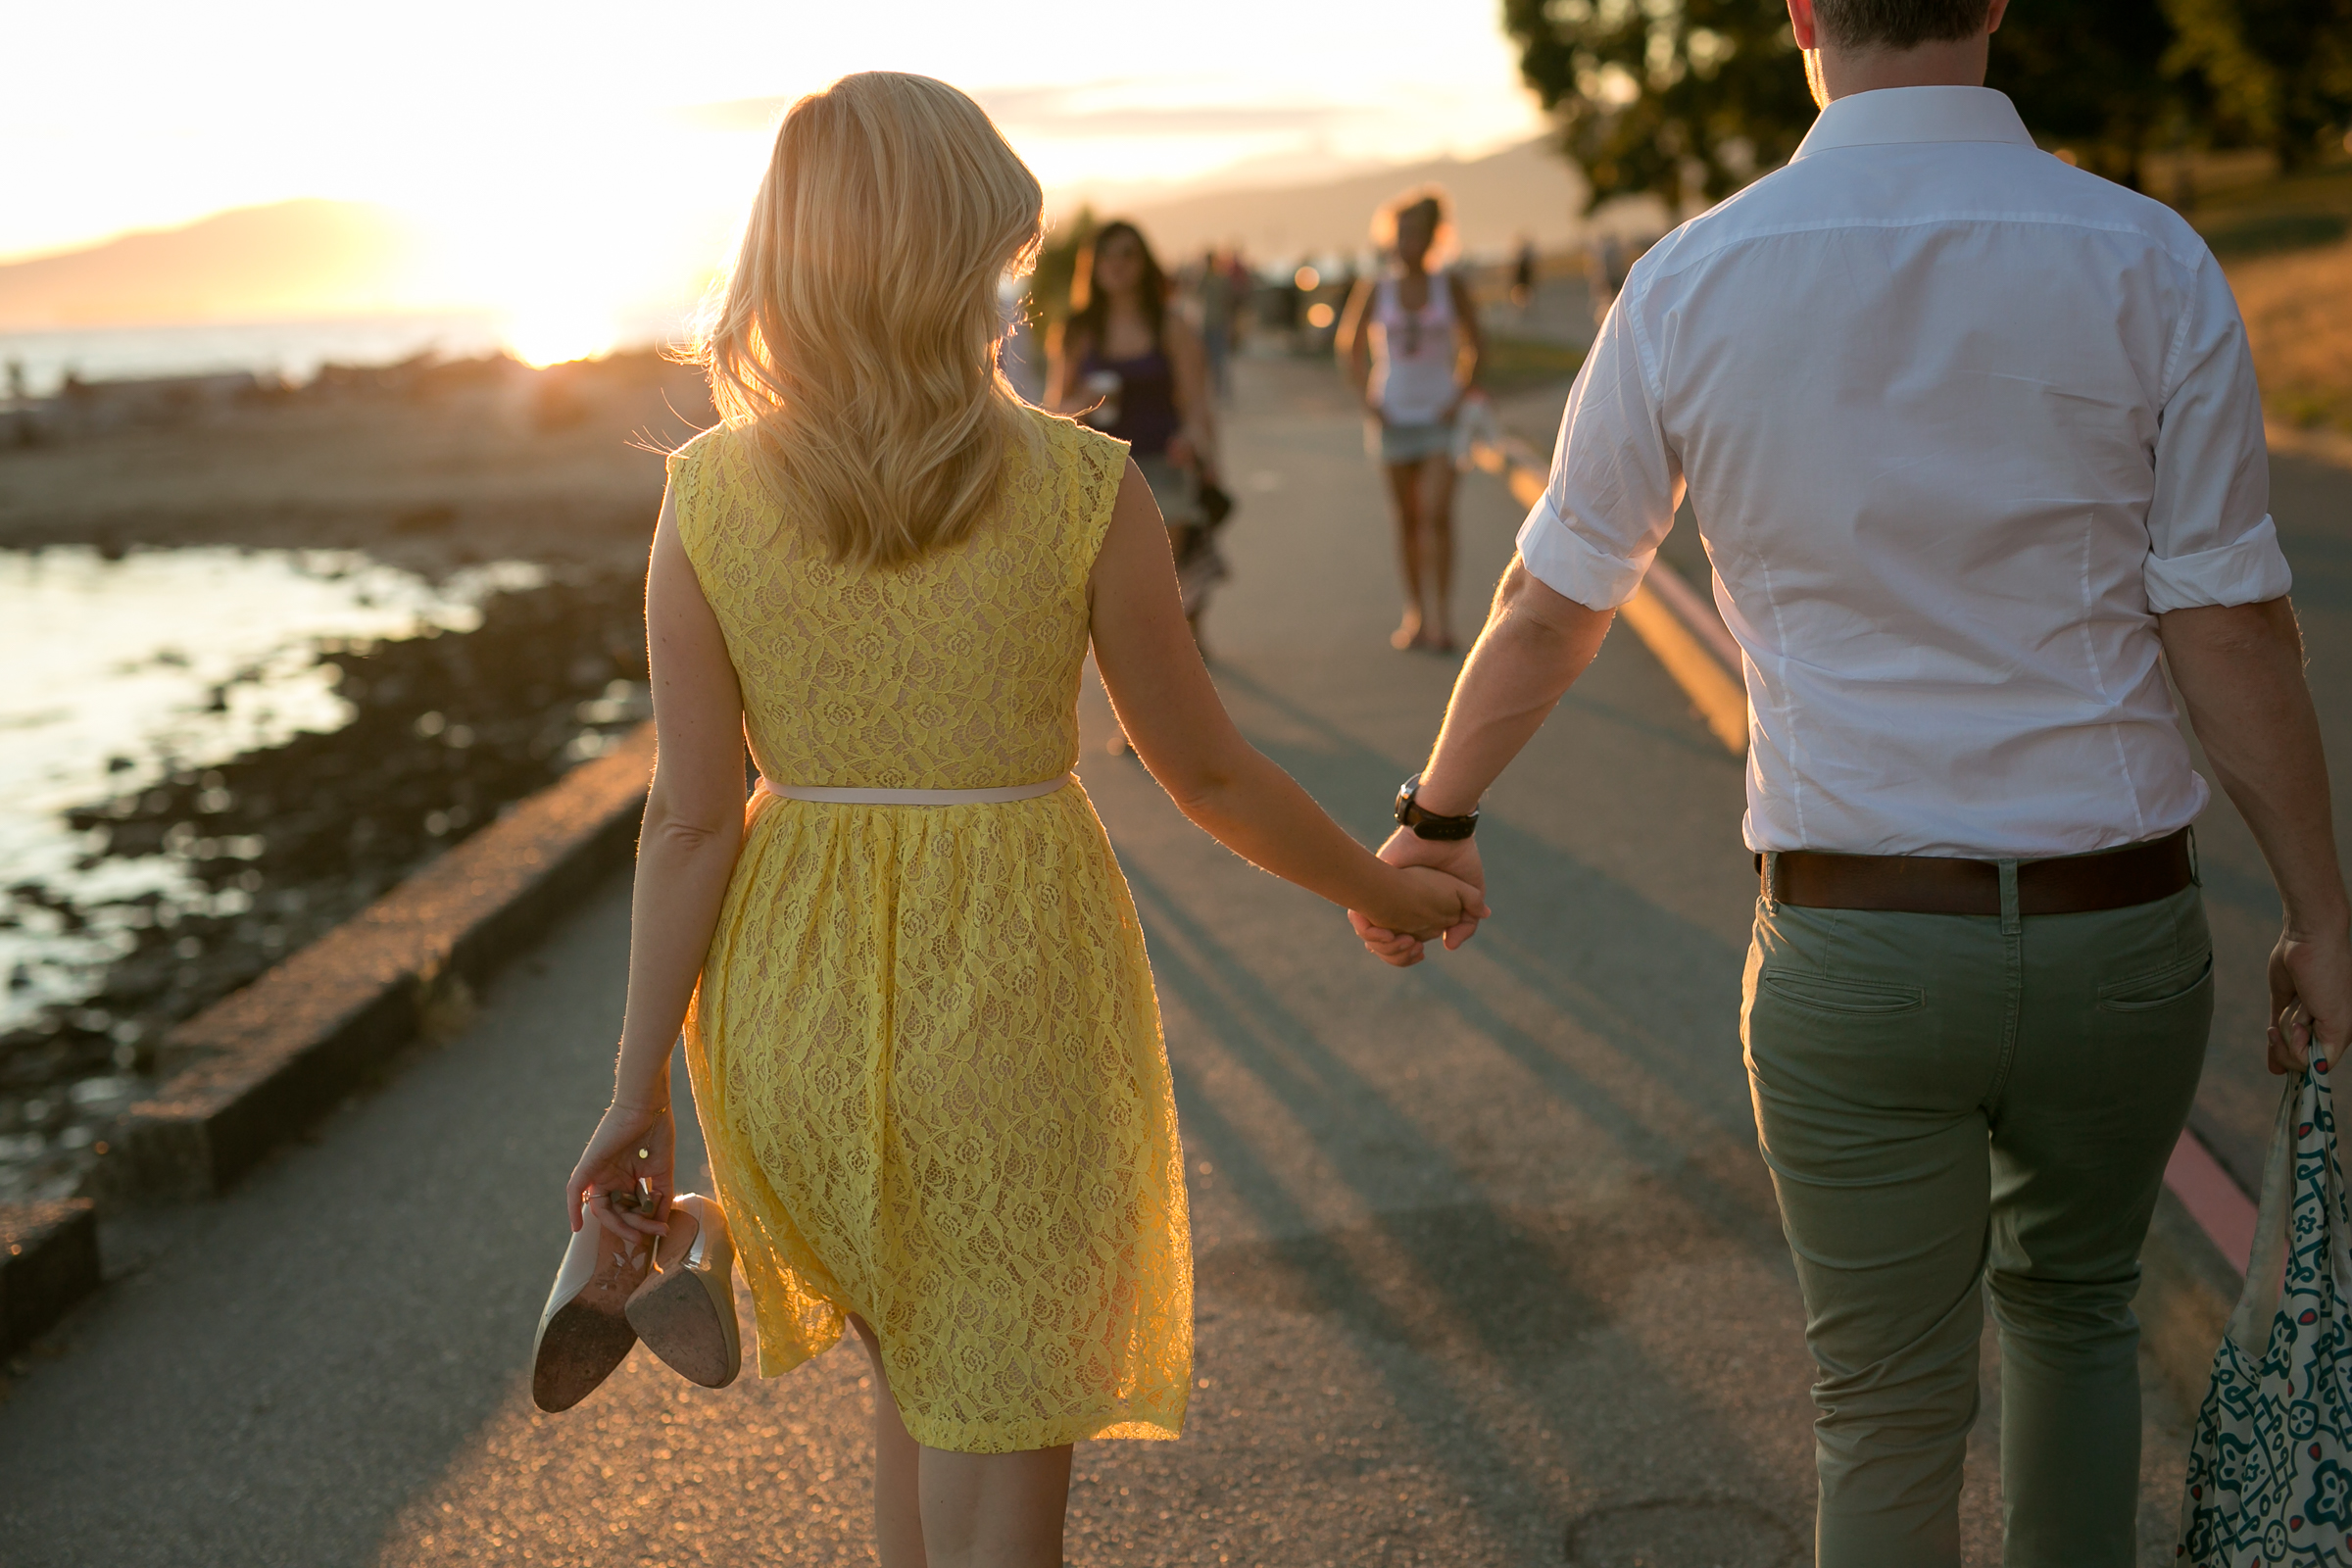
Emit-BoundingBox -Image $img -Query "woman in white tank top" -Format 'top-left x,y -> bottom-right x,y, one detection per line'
1337,188 -> 1485,652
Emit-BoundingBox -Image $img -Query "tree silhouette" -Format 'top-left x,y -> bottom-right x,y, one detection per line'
2164,0 -> 2352,169
1504,0 -> 2211,206
1501,0 -> 1815,211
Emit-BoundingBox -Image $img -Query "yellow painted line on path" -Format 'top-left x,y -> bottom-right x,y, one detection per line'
1479,441 -> 1748,756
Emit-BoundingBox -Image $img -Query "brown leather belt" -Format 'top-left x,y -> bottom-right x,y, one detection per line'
1757,827 -> 2194,916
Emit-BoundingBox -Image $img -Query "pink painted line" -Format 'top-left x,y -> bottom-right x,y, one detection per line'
2166,1129 -> 2258,1277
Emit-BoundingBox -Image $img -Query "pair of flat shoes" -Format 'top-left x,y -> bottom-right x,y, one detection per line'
530,1191 -> 742,1412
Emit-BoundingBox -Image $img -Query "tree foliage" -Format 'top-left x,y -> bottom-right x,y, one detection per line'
2165,0 -> 2352,168
1983,0 -> 2182,189
1504,0 -> 2347,210
1501,0 -> 1816,211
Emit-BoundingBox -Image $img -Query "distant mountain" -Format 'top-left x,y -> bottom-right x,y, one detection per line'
1106,137 -> 1642,264
0,141 -> 1646,334
0,201 -> 428,329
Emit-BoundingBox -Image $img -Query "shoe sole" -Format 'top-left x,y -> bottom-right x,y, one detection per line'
531,1301 -> 637,1412
626,1269 -> 740,1389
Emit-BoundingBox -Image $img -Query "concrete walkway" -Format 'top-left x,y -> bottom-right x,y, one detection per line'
2,358 -> 2206,1566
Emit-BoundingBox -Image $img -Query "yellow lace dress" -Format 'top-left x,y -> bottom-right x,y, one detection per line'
666,407 -> 1190,1453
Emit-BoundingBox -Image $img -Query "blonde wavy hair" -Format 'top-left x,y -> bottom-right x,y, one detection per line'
694,73 -> 1044,569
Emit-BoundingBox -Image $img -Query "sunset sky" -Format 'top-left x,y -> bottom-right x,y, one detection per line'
4,0 -> 1546,352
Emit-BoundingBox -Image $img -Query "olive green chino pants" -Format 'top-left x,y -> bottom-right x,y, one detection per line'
1742,868 -> 2214,1568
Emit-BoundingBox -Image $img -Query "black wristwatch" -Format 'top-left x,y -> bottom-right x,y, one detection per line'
1395,774 -> 1479,841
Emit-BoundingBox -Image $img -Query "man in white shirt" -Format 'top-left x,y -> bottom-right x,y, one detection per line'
1356,0 -> 2352,1562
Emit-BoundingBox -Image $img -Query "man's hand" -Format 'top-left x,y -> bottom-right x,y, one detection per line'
2269,927 -> 2352,1075
1348,829 -> 1487,966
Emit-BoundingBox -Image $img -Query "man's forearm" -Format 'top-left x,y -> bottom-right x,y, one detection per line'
1415,560 -> 1615,816
2163,597 -> 2350,937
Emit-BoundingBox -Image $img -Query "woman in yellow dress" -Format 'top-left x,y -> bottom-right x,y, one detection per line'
557,73 -> 1483,1568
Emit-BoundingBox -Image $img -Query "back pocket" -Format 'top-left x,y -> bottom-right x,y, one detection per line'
1758,970 -> 1926,1015
2098,951 -> 2214,1012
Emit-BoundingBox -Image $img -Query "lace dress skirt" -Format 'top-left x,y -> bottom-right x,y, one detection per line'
682,780 -> 1192,1453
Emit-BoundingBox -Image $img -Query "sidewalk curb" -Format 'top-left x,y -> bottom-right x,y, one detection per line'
98,721 -> 657,1205
2138,1183 -> 2241,1419
1,1200 -> 99,1357
1469,436 -> 2258,1405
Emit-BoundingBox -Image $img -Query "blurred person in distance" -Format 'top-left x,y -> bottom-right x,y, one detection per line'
1046,220 -> 1230,682
1587,230 -> 1632,329
1511,234 -> 1538,310
1337,188 -> 1485,653
1197,247 -> 1236,402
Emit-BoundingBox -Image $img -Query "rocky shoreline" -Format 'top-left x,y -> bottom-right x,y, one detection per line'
0,350 -> 711,1203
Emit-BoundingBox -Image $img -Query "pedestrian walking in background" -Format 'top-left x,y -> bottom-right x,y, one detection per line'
551,73 -> 1483,1568
1046,220 -> 1228,657
1352,0 -> 2352,1562
1336,188 -> 1484,653
1584,231 -> 1629,330
1510,235 -> 1537,310
1197,248 -> 1236,402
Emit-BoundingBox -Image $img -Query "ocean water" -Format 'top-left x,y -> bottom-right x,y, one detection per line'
0,545 -> 546,1033
0,314 -> 514,398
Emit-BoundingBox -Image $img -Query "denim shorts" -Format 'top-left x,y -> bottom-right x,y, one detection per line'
1370,419 -> 1454,466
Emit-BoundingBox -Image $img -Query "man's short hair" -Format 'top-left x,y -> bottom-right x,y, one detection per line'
1814,0 -> 1993,49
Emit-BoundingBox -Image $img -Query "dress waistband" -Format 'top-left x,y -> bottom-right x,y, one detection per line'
758,774 -> 1073,806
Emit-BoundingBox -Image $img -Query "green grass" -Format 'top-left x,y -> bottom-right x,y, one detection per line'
2203,210 -> 2350,257
1481,335 -> 1588,396
2186,158 -> 2352,258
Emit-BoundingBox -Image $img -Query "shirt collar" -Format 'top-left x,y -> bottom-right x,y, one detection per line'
1791,85 -> 2035,160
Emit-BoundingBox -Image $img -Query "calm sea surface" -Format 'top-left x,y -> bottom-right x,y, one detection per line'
0,314 -> 516,397
0,547 -> 548,1035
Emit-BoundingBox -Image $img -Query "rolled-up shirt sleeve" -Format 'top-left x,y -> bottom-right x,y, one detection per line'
2143,251 -> 2291,612
1513,288 -> 1683,611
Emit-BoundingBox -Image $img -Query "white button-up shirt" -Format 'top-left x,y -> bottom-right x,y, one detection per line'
1518,85 -> 2291,858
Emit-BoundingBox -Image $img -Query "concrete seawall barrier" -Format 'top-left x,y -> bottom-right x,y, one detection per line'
0,722 -> 655,1354
1,1200 -> 99,1357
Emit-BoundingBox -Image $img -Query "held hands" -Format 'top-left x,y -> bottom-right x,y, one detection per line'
1348,829 -> 1490,967
2268,925 -> 2352,1076
563,1097 -> 676,1243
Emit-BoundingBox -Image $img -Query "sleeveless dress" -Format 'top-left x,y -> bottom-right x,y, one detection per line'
1075,341 -> 1223,615
664,407 -> 1192,1453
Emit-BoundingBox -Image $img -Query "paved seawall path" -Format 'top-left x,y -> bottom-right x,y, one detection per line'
2,358 -> 2248,1565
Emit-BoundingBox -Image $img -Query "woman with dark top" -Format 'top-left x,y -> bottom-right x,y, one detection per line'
1046,221 -> 1226,664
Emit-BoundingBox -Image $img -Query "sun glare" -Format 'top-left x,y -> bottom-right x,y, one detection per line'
499,301 -> 621,368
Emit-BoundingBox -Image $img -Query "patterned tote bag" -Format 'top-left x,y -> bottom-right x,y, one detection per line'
2179,1058 -> 2352,1565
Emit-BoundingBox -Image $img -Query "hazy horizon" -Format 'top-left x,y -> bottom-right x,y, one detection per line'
4,1 -> 1551,363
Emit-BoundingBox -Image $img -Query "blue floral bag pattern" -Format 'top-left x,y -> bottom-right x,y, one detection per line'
2179,1058 -> 2352,1565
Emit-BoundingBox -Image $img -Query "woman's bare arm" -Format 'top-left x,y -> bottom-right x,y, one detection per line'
562,485 -> 749,1232
1335,278 -> 1377,409
612,493 -> 748,1105
1088,460 -> 1482,936
1164,318 -> 1220,479
1448,271 -> 1485,408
